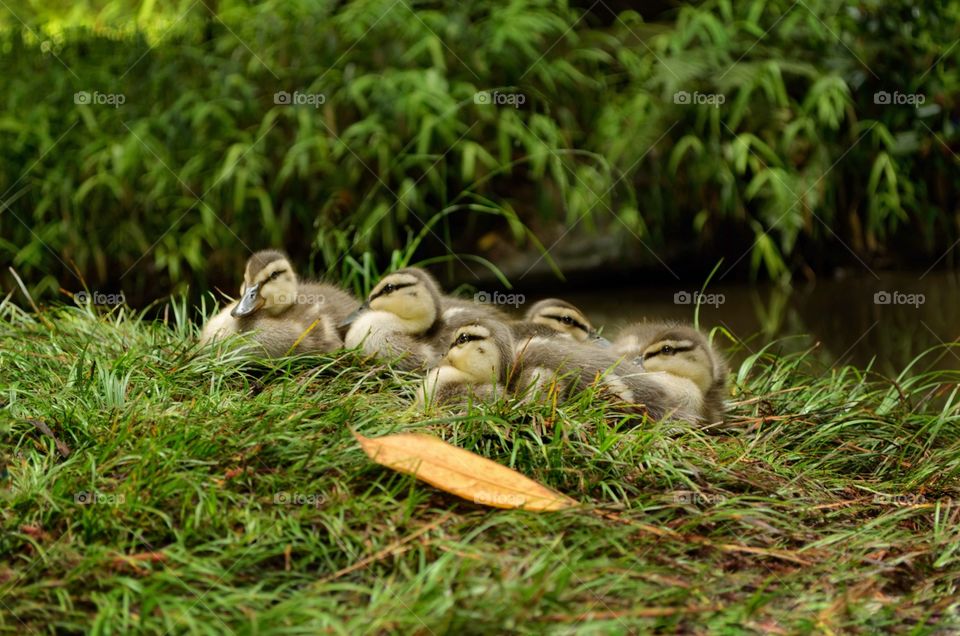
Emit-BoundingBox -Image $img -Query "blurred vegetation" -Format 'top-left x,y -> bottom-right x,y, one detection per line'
0,0 -> 958,304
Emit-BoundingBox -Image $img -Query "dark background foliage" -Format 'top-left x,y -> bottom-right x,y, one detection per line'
0,0 -> 957,304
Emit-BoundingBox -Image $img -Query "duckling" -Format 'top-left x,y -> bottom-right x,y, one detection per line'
511,298 -> 610,345
419,319 -> 514,406
199,250 -> 357,357
613,321 -> 728,424
420,317 -> 700,422
341,267 -> 517,369
341,267 -> 448,370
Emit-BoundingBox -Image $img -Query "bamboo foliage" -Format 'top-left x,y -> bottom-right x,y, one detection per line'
0,0 -> 957,300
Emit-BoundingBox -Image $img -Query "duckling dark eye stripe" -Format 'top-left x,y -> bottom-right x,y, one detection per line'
452,334 -> 485,347
370,282 -> 414,300
544,314 -> 588,331
644,344 -> 695,360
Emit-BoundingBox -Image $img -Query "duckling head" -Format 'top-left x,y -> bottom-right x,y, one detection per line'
442,319 -> 514,383
231,250 -> 299,318
341,268 -> 441,334
640,327 -> 720,395
526,298 -> 608,344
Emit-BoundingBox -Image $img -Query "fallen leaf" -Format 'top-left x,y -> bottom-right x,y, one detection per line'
354,431 -> 576,511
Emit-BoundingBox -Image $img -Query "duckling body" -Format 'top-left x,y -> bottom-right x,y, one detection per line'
420,317 -> 700,422
440,296 -> 510,322
612,321 -> 728,424
342,268 -> 448,370
199,250 -> 357,356
199,304 -> 240,343
511,335 -> 695,421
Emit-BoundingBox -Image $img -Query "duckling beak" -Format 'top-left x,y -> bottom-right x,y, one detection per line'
231,284 -> 263,318
338,301 -> 369,328
590,332 -> 612,347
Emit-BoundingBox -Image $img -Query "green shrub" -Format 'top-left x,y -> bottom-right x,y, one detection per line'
0,0 -> 957,303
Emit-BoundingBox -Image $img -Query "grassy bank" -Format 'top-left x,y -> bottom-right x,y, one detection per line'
2,301 -> 960,634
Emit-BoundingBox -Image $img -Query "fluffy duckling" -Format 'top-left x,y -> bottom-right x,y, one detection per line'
341,267 -> 515,369
419,319 -> 514,405
199,250 -> 356,357
420,317 -> 700,422
341,268 -> 448,370
511,298 -> 610,345
612,321 -> 728,424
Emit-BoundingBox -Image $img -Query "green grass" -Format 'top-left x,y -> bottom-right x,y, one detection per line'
2,299 -> 960,634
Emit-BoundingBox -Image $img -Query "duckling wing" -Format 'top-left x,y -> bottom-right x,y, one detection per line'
508,338 -> 606,400
508,321 -> 559,342
441,297 -> 510,321
297,281 -> 359,325
233,317 -> 306,357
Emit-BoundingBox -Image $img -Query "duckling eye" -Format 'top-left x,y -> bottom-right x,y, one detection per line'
455,333 -> 469,346
560,316 -> 574,325
383,283 -> 396,294
661,345 -> 674,355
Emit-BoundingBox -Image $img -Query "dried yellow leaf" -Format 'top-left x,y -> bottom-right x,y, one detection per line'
354,431 -> 576,512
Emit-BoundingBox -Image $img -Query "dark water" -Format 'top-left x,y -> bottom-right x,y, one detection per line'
561,271 -> 960,374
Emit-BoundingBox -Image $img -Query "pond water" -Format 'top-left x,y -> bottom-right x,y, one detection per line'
552,271 -> 960,375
